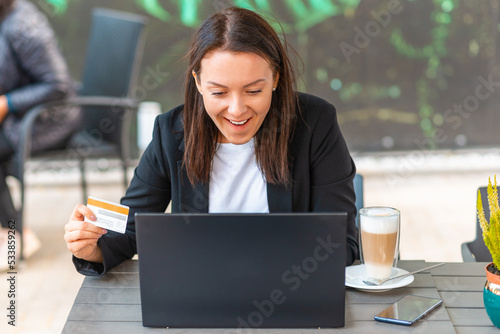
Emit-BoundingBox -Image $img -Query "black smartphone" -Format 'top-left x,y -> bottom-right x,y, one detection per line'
374,295 -> 443,326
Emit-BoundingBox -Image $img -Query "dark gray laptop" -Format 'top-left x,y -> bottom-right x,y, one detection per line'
135,213 -> 347,328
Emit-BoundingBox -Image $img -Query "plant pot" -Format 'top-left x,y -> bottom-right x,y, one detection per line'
484,263 -> 500,328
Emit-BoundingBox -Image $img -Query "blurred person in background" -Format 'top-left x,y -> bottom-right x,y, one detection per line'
0,0 -> 81,268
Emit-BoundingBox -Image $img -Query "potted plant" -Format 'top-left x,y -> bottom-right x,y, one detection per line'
477,176 -> 500,328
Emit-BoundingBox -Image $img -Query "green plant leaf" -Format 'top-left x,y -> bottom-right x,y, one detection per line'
479,175 -> 500,269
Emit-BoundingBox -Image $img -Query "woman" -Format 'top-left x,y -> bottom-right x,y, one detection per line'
0,0 -> 79,263
65,7 -> 358,276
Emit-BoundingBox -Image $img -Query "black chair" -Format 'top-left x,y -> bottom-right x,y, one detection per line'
11,8 -> 147,259
353,173 -> 364,227
461,186 -> 494,262
353,173 -> 364,260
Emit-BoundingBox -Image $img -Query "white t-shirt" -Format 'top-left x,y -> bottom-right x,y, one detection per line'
209,138 -> 269,213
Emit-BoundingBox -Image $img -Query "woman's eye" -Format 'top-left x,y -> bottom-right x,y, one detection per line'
248,90 -> 262,95
211,92 -> 225,96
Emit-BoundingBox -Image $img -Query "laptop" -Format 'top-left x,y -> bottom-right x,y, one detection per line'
135,213 -> 347,328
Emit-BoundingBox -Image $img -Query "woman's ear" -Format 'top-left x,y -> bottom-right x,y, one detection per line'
192,71 -> 203,95
273,72 -> 280,90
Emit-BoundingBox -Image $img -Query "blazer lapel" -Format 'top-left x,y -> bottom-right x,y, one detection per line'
176,136 -> 209,213
177,160 -> 209,213
267,182 -> 293,213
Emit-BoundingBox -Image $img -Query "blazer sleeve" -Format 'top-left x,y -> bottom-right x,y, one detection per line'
307,101 -> 359,265
73,117 -> 173,276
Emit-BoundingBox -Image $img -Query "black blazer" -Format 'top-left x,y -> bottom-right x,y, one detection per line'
74,93 -> 358,275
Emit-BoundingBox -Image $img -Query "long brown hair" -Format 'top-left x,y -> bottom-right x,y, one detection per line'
183,7 -> 298,187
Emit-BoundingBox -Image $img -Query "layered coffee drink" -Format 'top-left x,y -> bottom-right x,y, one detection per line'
359,207 -> 400,280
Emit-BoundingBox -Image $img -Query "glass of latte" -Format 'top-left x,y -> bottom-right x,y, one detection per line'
359,207 -> 400,280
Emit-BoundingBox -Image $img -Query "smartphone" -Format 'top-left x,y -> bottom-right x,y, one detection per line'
374,295 -> 443,326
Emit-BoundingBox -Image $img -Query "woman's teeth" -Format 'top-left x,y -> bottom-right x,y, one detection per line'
229,119 -> 249,125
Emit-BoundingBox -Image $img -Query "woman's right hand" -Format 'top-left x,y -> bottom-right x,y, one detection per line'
64,204 -> 107,263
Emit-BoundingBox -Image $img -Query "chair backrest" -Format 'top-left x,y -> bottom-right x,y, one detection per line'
353,173 -> 364,260
469,186 -> 494,262
79,8 -> 146,144
353,173 -> 364,227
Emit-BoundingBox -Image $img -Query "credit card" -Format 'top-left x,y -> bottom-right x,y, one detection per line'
86,196 -> 129,234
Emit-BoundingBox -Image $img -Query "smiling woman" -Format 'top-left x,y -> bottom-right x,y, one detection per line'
184,7 -> 297,187
64,6 -> 359,276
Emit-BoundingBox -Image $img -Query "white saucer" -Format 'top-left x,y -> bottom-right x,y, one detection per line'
345,265 -> 414,292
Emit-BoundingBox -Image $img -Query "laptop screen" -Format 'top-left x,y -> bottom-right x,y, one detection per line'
136,213 -> 347,328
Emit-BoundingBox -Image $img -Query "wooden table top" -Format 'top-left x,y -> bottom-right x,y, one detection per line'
63,260 -> 496,333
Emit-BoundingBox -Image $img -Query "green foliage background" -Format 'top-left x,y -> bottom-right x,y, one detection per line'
38,0 -> 500,151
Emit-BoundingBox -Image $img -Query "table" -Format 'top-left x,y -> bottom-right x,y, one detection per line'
63,260 -> 497,333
